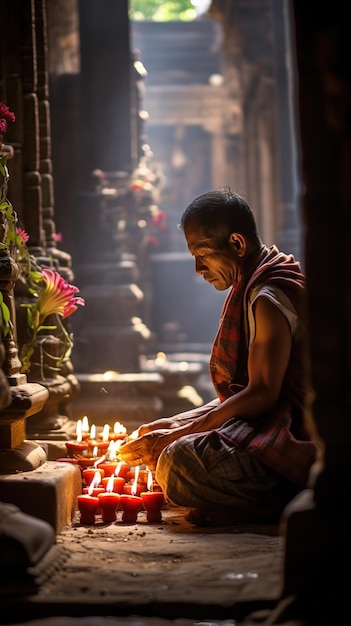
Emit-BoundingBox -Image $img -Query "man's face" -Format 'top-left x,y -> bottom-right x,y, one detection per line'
185,225 -> 242,291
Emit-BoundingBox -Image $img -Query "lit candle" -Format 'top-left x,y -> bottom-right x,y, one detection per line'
66,421 -> 89,456
124,466 -> 148,495
83,467 -> 105,487
83,472 -> 105,514
123,483 -> 144,496
75,445 -> 102,471
87,437 -> 110,454
82,415 -> 90,434
119,467 -> 142,523
98,423 -> 110,440
95,441 -> 120,476
82,471 -> 105,499
109,421 -> 127,441
119,494 -> 142,523
126,469 -> 149,484
140,470 -> 164,523
77,494 -> 99,525
97,460 -> 118,477
114,460 -> 130,480
72,417 -> 90,440
98,475 -> 121,523
102,475 -> 125,493
78,456 -> 100,470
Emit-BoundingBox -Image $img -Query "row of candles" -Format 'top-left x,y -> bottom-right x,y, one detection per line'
78,464 -> 164,525
58,416 -> 164,526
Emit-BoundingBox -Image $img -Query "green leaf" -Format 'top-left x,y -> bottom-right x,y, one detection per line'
0,300 -> 10,325
0,292 -> 12,336
26,307 -> 34,329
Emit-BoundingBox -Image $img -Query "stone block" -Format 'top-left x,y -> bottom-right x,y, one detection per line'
0,460 -> 82,533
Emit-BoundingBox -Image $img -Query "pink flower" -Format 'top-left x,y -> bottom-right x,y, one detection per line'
36,269 -> 85,321
62,298 -> 85,319
16,227 -> 30,247
0,102 -> 15,134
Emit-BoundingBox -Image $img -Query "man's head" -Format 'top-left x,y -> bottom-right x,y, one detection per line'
180,189 -> 262,291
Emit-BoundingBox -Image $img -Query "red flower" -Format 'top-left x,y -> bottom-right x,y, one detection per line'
0,102 -> 15,134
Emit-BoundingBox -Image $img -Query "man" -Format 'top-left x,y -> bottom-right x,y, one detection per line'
118,189 -> 318,525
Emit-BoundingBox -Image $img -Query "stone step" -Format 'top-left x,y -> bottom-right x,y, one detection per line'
0,460 -> 82,533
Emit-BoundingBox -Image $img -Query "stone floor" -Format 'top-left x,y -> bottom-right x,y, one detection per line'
0,360 -> 307,626
1,503 -> 287,626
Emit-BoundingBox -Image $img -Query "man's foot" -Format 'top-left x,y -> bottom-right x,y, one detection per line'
184,507 -> 239,526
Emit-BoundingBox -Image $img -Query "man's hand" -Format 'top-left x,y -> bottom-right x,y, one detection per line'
118,429 -> 176,470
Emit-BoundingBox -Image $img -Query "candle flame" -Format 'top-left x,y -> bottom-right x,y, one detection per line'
88,471 -> 102,494
113,421 -> 127,435
93,445 -> 99,457
114,461 -> 122,476
90,424 -> 96,439
95,454 -> 106,468
76,419 -> 83,443
131,466 -> 140,496
106,440 -> 116,460
102,424 -> 110,441
82,415 -> 89,432
106,474 -> 115,493
147,469 -> 153,492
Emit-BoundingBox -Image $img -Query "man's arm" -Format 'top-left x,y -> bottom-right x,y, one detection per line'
118,296 -> 293,467
192,295 -> 293,428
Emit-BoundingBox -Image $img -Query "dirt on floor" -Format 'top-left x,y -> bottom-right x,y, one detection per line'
1,504 -> 286,625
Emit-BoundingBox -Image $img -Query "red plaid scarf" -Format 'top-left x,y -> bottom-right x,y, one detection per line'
209,245 -> 317,486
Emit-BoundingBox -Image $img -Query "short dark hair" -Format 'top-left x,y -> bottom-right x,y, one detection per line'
180,188 -> 261,247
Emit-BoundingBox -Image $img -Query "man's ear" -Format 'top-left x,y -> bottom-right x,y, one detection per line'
229,233 -> 246,256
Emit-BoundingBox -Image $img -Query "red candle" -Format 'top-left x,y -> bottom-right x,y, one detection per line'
109,433 -> 127,442
123,483 -> 144,496
83,486 -> 105,497
83,467 -> 105,486
110,421 -> 127,441
96,461 -> 118,477
55,457 -> 79,466
126,469 -> 148,483
77,494 -> 99,525
140,491 -> 164,523
115,462 -> 131,480
98,492 -> 121,523
87,439 -> 110,454
102,475 -> 125,494
72,431 -> 90,440
66,440 -> 89,456
77,457 -> 100,470
119,494 -> 142,523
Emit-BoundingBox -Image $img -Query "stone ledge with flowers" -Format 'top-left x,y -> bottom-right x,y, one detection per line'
0,101 -> 85,469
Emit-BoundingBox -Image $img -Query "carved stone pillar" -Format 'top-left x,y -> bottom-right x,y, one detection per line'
0,0 -> 79,445
0,139 -> 48,469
